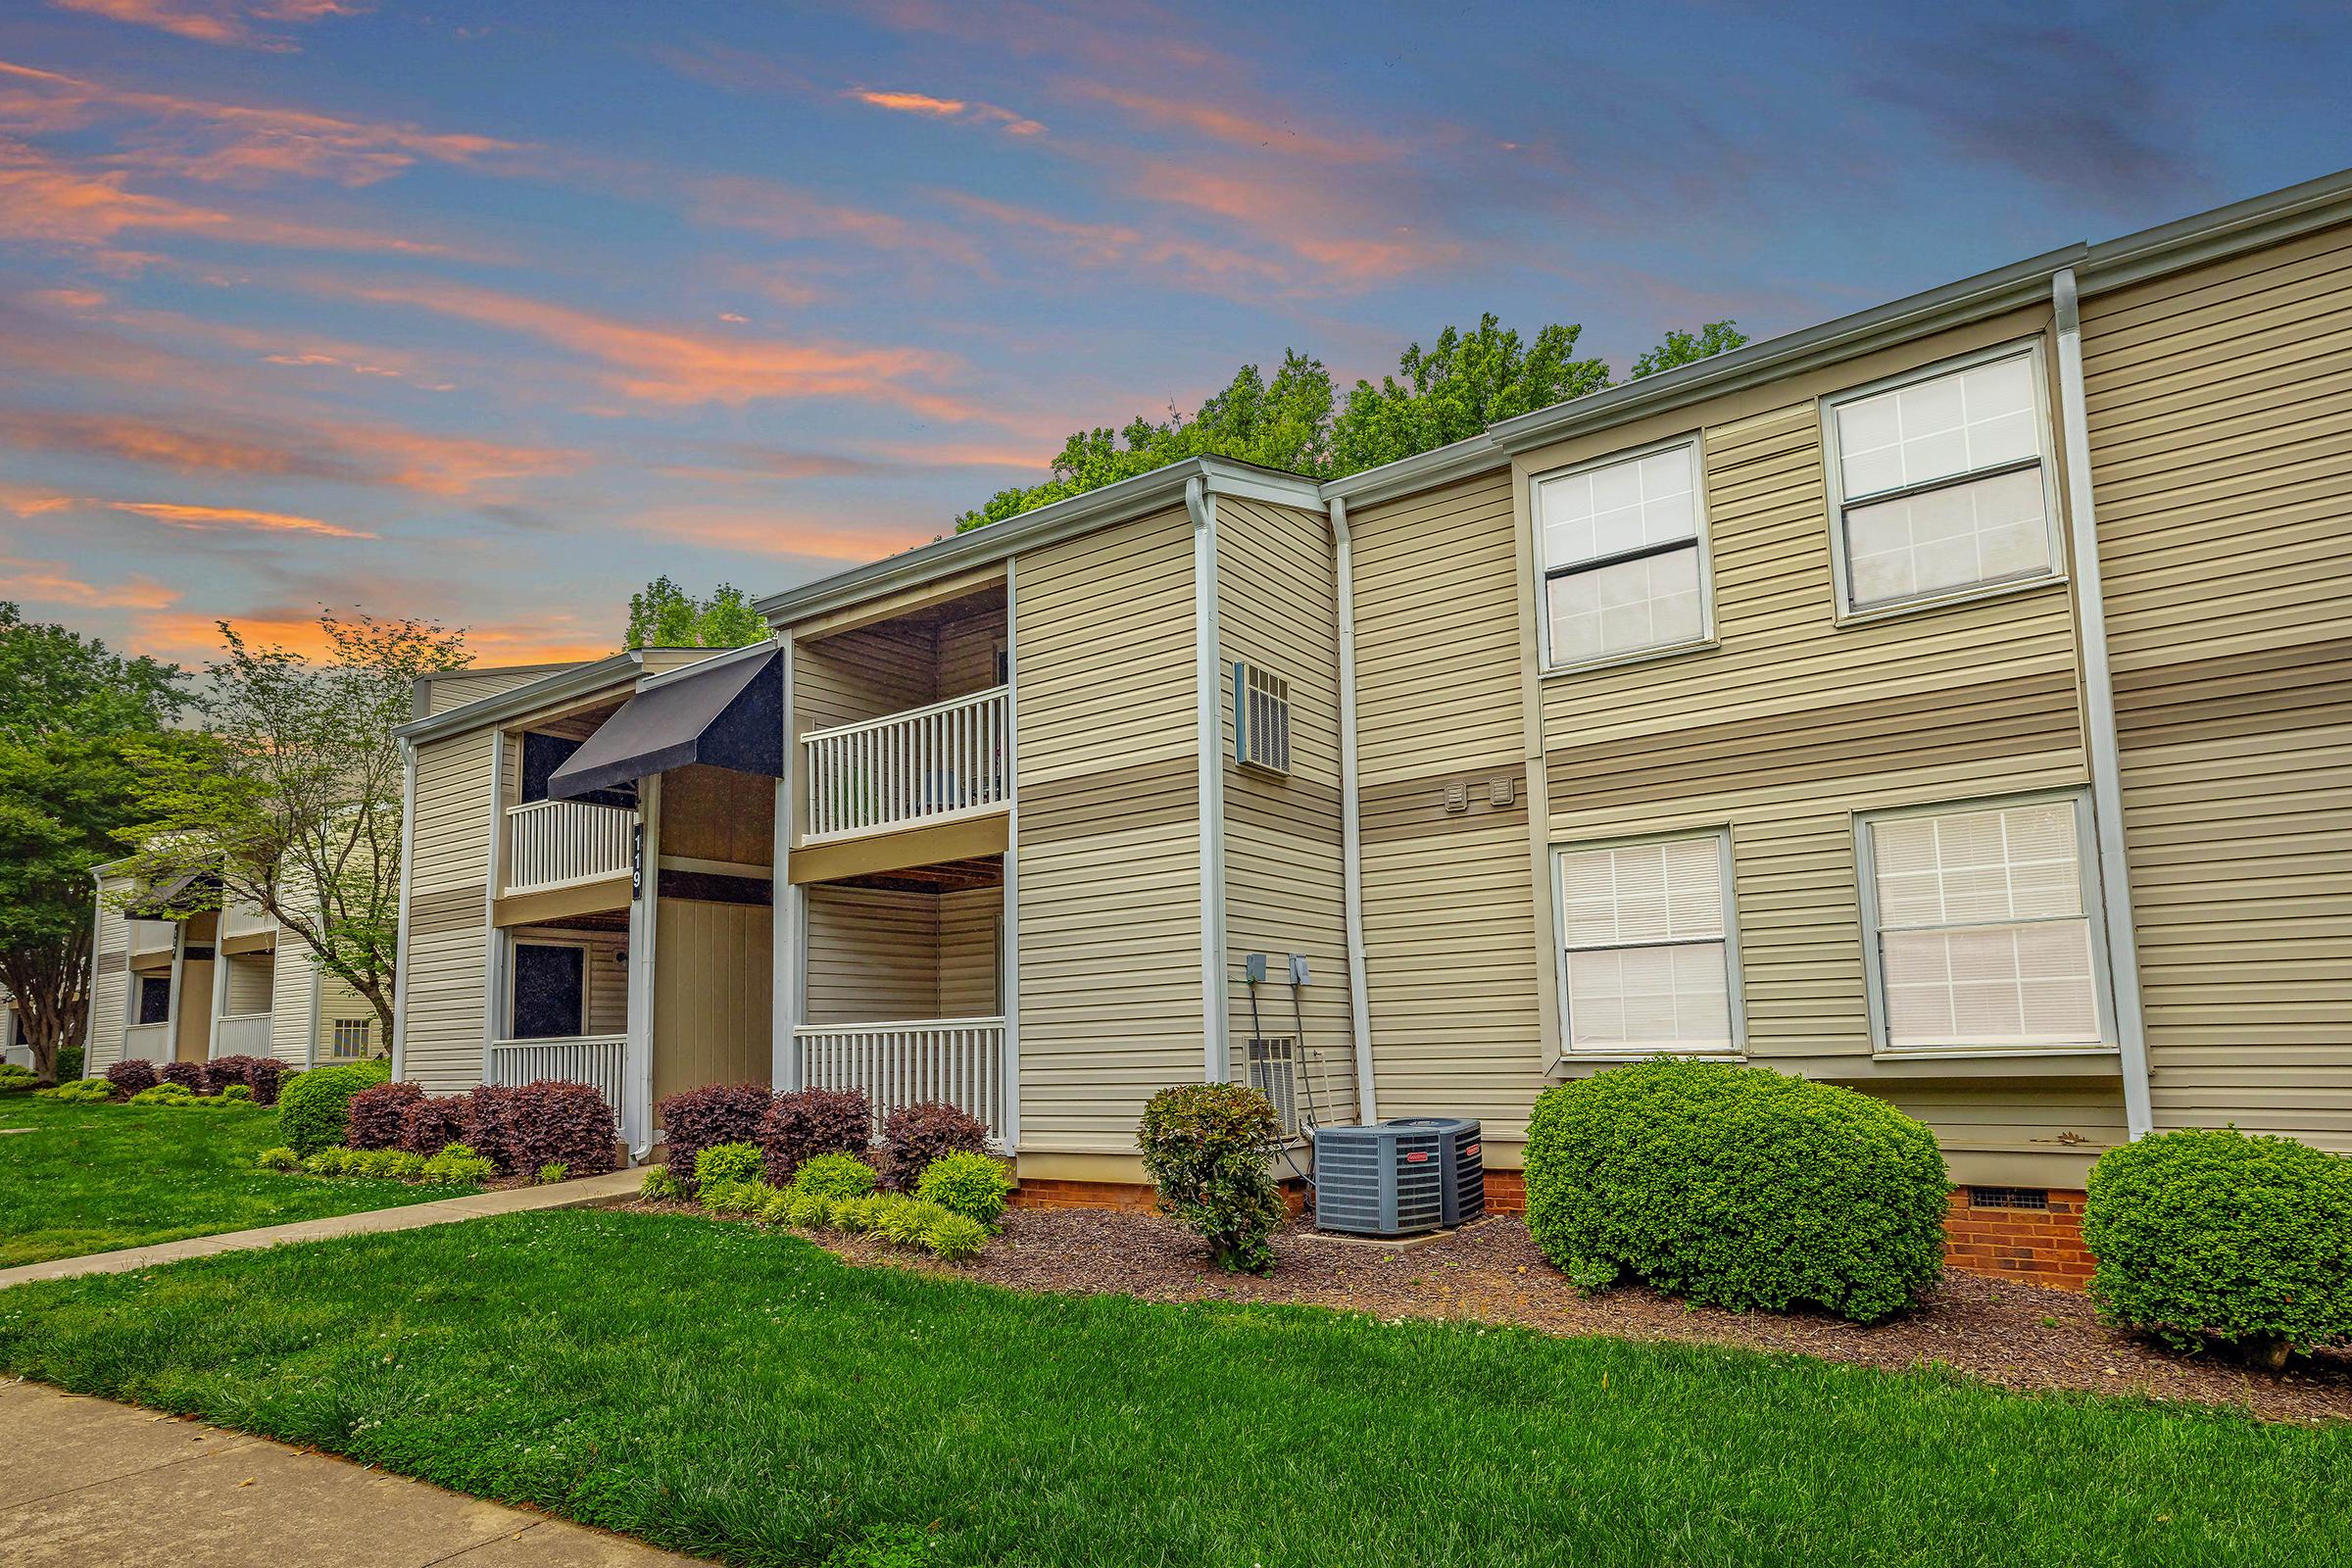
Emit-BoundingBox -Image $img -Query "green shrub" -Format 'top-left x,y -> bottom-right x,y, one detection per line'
694,1141 -> 766,1189
1523,1058 -> 1949,1323
276,1060 -> 388,1155
255,1145 -> 303,1172
55,1043 -> 82,1081
791,1152 -> 880,1201
352,1149 -> 427,1181
830,1193 -> 895,1233
36,1078 -> 113,1102
915,1151 -> 1013,1231
871,1196 -> 939,1246
536,1161 -> 568,1185
0,1063 -> 37,1093
2082,1127 -> 2352,1364
218,1082 -> 253,1102
782,1189 -> 835,1229
421,1142 -> 495,1184
128,1081 -> 198,1105
702,1179 -> 780,1217
638,1167 -> 682,1201
301,1148 -> 353,1176
1138,1082 -> 1286,1274
921,1208 -> 989,1262
757,1187 -> 799,1226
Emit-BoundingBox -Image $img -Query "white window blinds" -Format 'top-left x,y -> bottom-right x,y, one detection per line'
1536,440 -> 1709,667
1556,835 -> 1736,1054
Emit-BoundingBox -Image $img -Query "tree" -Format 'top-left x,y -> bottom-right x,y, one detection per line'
1629,319 -> 1749,380
625,577 -> 768,649
956,317 -> 1747,528
0,605 -> 189,1080
118,612 -> 470,1048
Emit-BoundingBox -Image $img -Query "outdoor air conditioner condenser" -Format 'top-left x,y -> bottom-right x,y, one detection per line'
1309,1121 -> 1446,1237
1385,1116 -> 1484,1226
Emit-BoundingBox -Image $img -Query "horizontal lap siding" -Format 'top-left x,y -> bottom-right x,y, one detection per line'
1014,507 -> 1201,1154
1218,498 -> 1356,1122
402,731 -> 494,1094
86,875 -> 131,1070
806,886 -> 941,1024
2084,220 -> 2352,1151
269,938 -> 314,1064
1348,469 -> 1547,1134
938,887 -> 1002,1018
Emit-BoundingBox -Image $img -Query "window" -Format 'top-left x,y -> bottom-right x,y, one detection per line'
1233,662 -> 1291,774
509,942 -> 587,1040
1553,832 -> 1740,1054
1857,795 -> 2109,1053
1536,437 -> 1712,670
136,975 -> 172,1026
331,1018 -> 371,1058
1824,346 -> 2061,614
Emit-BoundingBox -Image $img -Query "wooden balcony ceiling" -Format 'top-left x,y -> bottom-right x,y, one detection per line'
832,855 -> 1003,895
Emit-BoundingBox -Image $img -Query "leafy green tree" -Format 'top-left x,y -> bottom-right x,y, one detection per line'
1629,319 -> 1749,380
0,605 -> 189,1080
957,318 -> 1746,528
118,613 -> 469,1047
625,576 -> 769,648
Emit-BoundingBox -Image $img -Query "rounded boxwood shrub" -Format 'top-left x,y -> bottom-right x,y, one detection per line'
275,1059 -> 390,1155
1523,1058 -> 1949,1322
1138,1082 -> 1287,1274
915,1151 -> 1013,1231
2082,1127 -> 2352,1366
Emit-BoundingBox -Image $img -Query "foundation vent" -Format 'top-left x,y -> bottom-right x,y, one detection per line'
1966,1185 -> 2049,1210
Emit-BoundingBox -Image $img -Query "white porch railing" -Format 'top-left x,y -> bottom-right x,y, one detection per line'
505,800 -> 635,897
121,1021 -> 172,1064
803,685 -> 1008,842
212,1012 -> 272,1057
487,1034 -> 627,1123
794,1016 -> 1004,1142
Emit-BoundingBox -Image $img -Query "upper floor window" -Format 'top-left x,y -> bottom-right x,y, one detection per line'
1856,793 -> 2109,1054
1823,345 -> 2061,616
1552,831 -> 1741,1056
1535,437 -> 1712,671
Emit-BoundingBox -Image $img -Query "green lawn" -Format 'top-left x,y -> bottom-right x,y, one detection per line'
0,1210 -> 2343,1567
0,1094 -> 476,1266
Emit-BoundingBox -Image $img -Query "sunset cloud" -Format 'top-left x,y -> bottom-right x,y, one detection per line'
48,1 -> 368,53
846,87 -> 1043,136
942,192 -> 1286,283
0,408 -> 578,495
634,506 -> 933,564
687,175 -> 988,270
107,499 -> 375,538
130,605 -> 611,666
0,552 -> 178,611
1072,83 -> 1396,164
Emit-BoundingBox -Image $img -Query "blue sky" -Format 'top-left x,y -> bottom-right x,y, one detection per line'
0,0 -> 2345,665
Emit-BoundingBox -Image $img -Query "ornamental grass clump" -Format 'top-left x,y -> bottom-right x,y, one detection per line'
2082,1127 -> 2352,1369
915,1151 -> 1013,1231
638,1167 -> 683,1201
921,1209 -> 989,1261
1522,1057 -> 1949,1323
1138,1082 -> 1286,1274
703,1180 -> 780,1217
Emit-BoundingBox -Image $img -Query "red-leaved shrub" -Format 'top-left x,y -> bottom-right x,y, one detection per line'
877,1100 -> 988,1190
160,1060 -> 208,1093
347,1081 -> 424,1150
461,1084 -> 517,1171
207,1054 -> 286,1105
657,1081 -> 773,1190
761,1086 -> 872,1187
489,1080 -> 617,1177
106,1059 -> 159,1098
397,1095 -> 470,1154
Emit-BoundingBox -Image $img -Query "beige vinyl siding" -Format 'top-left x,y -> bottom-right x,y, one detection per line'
794,620 -> 936,736
1014,506 -> 1202,1153
401,729 -> 496,1093
1348,467 -> 1548,1133
939,886 -> 1003,1017
87,874 -> 132,1070
221,953 -> 273,1015
2083,219 -> 2352,1151
269,938 -> 316,1063
1217,497 -> 1357,1123
806,886 -> 942,1023
421,665 -> 580,717
319,974 -> 378,1057
652,897 -> 771,1103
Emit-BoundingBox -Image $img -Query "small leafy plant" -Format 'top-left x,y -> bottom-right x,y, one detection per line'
702,1179 -> 780,1217
695,1140 -> 767,1189
921,1209 -> 989,1261
256,1145 -> 303,1172
915,1151 -> 1013,1231
128,1081 -> 198,1105
537,1161 -> 568,1185
638,1167 -> 683,1201
1138,1082 -> 1287,1274
790,1152 -> 880,1201
35,1078 -> 113,1102
422,1142 -> 495,1184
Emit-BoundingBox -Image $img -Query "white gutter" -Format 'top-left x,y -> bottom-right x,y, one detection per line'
1186,476 -> 1230,1082
1327,495 -> 1376,1122
2051,266 -> 2153,1140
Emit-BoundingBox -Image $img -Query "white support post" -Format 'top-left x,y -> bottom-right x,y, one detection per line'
477,728 -> 507,1090
390,742 -> 417,1080
1000,558 -> 1022,1151
206,915 -> 231,1061
772,636 -> 800,1091
624,773 -> 662,1156
1186,475 -> 1230,1083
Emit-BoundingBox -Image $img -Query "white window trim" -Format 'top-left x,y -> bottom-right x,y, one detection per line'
1819,338 -> 2068,625
1852,789 -> 2120,1059
1548,825 -> 1746,1059
504,934 -> 594,1042
1533,432 -> 1719,677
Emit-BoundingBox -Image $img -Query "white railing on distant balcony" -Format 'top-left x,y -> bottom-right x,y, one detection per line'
505,799 -> 635,897
487,1034 -> 627,1124
212,1012 -> 272,1057
803,685 -> 1008,843
794,1016 -> 1004,1143
121,1021 -> 172,1064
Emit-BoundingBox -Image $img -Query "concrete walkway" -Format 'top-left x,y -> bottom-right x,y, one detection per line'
0,1166 -> 643,1291
1,1380 -> 705,1566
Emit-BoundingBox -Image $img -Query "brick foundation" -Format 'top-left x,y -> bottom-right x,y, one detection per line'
1941,1187 -> 2092,1291
1007,1177 -> 1161,1212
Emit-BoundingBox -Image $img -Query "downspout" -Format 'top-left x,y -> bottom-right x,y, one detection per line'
1186,475 -> 1230,1082
1327,495 -> 1377,1123
2052,266 -> 2154,1140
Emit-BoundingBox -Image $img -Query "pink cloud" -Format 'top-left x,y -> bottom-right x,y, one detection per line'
47,0 -> 368,53
1072,83 -> 1397,164
0,551 -> 179,611
107,499 -> 376,538
941,191 -> 1286,283
635,507 -> 934,564
846,87 -> 1043,136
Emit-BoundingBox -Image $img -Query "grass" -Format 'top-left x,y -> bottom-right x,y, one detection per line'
2,1210 -> 2346,1567
0,1094 -> 476,1266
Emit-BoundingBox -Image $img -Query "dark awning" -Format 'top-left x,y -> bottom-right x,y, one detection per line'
547,646 -> 782,801
125,870 -> 217,919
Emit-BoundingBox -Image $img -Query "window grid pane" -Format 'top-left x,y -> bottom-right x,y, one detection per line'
1545,543 -> 1703,663
1836,355 -> 2038,501
1559,837 -> 1735,1054
1538,443 -> 1699,569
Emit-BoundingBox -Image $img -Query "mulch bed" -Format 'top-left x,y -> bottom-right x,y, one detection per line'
644,1200 -> 2352,1424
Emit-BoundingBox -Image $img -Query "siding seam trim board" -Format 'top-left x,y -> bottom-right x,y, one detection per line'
1188,476 -> 1228,1083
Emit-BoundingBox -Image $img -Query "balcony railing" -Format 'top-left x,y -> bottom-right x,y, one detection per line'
803,685 -> 1007,843
505,799 -> 635,897
793,1016 -> 1004,1143
121,1021 -> 172,1064
487,1034 -> 627,1123
213,1011 -> 272,1057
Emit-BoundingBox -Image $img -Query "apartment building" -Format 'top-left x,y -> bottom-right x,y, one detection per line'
394,170 -> 2352,1266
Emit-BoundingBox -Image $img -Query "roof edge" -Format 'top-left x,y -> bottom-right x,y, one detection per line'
394,651 -> 646,745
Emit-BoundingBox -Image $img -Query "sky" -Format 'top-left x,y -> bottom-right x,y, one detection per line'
0,0 -> 2346,669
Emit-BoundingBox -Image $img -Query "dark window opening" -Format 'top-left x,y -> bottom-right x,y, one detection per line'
136,976 -> 172,1025
510,943 -> 586,1040
519,731 -> 635,810
1966,1185 -> 2049,1211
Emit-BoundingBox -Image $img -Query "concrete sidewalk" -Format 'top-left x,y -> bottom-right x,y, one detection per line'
0,1380 -> 704,1566
0,1166 -> 644,1291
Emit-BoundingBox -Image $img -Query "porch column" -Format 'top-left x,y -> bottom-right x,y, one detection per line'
772,638 -> 803,1091
622,773 -> 662,1155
